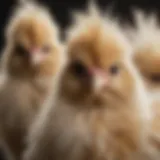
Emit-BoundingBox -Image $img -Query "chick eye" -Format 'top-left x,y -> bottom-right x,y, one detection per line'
109,65 -> 119,75
150,74 -> 160,83
15,44 -> 28,56
71,61 -> 88,77
41,45 -> 51,54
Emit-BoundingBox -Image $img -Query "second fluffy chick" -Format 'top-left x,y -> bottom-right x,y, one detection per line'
127,10 -> 160,92
0,1 -> 63,160
23,6 -> 151,160
126,11 -> 160,159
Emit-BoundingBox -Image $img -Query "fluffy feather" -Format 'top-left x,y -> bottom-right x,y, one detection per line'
146,92 -> 160,159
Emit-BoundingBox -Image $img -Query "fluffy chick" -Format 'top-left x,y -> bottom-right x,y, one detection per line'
125,10 -> 160,159
0,1 -> 63,160
126,10 -> 160,92
23,5 -> 151,160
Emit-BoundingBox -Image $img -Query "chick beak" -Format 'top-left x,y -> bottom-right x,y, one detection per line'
92,69 -> 108,92
30,48 -> 44,65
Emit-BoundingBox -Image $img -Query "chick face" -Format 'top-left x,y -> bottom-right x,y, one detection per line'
60,24 -> 134,106
5,6 -> 61,78
134,48 -> 160,90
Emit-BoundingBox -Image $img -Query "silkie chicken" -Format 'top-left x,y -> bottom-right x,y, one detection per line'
23,4 -> 152,160
0,1 -> 63,160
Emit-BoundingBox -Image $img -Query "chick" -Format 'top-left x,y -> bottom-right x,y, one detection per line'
23,5 -> 151,160
0,1 -> 63,160
124,10 -> 160,159
126,10 -> 160,92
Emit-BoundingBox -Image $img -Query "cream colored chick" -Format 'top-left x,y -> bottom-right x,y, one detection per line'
0,1 -> 63,160
126,10 -> 160,92
125,11 -> 160,159
23,5 -> 151,160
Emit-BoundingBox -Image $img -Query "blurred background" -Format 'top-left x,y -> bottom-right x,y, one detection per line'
1,0 -> 160,49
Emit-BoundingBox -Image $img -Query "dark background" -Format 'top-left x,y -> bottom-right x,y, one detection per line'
1,0 -> 160,49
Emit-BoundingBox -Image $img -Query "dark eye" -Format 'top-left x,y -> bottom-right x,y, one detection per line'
15,44 -> 28,56
42,45 -> 51,54
150,74 -> 160,83
109,65 -> 119,75
71,61 -> 88,77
